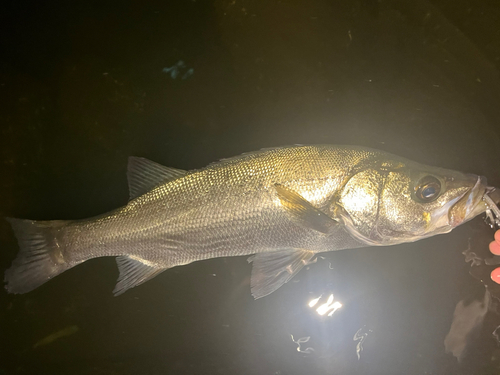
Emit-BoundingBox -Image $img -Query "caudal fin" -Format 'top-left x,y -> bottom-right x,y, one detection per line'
4,218 -> 72,294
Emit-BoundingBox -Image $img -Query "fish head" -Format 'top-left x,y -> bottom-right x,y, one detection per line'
336,158 -> 488,246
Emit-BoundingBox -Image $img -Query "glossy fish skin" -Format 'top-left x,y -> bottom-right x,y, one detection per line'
4,145 -> 489,298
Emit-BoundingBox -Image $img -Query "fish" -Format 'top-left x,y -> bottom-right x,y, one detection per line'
3,145 -> 493,299
33,325 -> 79,349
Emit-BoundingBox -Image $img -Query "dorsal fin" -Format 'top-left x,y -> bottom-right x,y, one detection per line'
127,157 -> 187,199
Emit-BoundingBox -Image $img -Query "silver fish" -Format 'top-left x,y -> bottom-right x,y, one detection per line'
3,145 -> 492,298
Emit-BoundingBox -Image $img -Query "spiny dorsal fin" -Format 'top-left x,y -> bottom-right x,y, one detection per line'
275,184 -> 338,234
127,157 -> 187,199
113,256 -> 166,296
248,249 -> 316,299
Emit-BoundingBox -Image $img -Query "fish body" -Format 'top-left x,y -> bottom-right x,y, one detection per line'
4,145 -> 490,298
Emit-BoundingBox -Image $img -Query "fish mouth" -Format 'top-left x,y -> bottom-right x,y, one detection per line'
448,175 -> 488,227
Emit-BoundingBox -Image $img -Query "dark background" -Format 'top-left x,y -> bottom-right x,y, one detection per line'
2,0 -> 500,374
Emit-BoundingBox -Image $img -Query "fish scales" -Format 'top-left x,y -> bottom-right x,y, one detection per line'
63,146 -> 372,263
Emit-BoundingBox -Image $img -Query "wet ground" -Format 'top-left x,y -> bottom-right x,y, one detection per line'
2,0 -> 500,374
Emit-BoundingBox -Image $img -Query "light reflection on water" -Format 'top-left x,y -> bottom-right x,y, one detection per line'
353,326 -> 373,360
289,293 -> 346,357
290,335 -> 315,354
308,293 -> 343,316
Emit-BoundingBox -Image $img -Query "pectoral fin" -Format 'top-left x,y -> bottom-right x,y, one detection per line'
114,256 -> 167,296
248,249 -> 316,299
275,184 -> 338,234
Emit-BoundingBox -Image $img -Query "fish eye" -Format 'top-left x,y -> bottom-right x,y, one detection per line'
415,176 -> 441,202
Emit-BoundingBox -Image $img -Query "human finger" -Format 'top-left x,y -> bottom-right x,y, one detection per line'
489,240 -> 500,256
491,268 -> 500,284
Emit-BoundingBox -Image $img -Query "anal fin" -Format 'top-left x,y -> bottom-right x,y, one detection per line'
114,256 -> 166,296
248,249 -> 316,299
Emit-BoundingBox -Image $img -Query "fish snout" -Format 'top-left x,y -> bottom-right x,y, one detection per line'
448,175 -> 488,227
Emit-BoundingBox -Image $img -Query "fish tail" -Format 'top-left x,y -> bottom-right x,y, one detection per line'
4,218 -> 73,294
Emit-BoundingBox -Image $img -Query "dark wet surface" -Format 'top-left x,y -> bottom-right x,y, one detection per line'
2,0 -> 500,374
